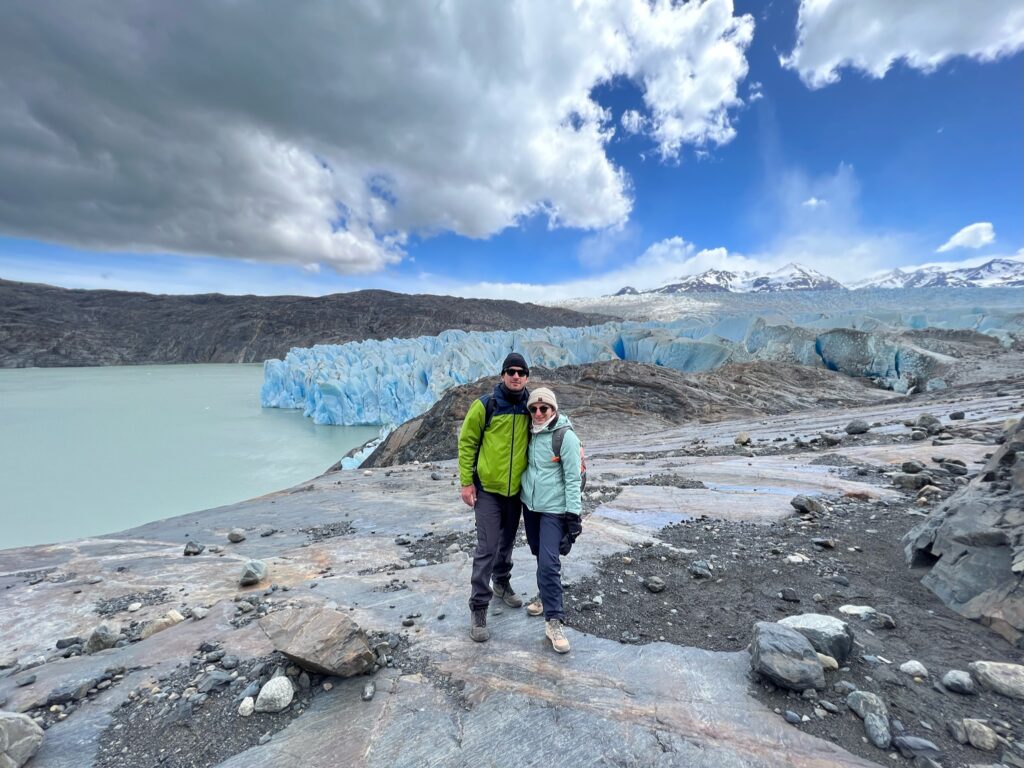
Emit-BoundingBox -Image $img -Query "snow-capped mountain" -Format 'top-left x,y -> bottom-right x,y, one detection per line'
631,263 -> 845,295
854,259 -> 1024,290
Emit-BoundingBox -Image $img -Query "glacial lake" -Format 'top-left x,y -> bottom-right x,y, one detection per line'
0,365 -> 379,549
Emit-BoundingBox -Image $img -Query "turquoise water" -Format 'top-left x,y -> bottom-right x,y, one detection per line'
0,365 -> 378,548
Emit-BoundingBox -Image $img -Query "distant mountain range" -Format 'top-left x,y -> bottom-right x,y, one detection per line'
616,258 -> 1024,296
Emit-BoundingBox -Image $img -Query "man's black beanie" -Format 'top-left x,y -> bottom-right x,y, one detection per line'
501,352 -> 528,372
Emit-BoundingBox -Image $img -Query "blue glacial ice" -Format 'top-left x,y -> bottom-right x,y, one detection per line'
262,300 -> 1022,432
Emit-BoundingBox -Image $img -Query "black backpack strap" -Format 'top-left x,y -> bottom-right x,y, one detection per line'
482,394 -> 499,431
551,425 -> 571,460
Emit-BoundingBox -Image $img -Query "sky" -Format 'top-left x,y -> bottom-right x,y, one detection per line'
0,0 -> 1022,300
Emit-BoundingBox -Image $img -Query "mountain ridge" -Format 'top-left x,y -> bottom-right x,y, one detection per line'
618,257 -> 1024,295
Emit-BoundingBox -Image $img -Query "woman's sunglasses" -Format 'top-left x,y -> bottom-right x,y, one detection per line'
529,404 -> 552,415
503,368 -> 529,377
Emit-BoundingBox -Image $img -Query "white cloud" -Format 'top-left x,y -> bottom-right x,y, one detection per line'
620,110 -> 646,135
801,196 -> 826,208
748,81 -> 764,102
936,222 -> 996,252
782,0 -> 1024,88
0,1 -> 754,273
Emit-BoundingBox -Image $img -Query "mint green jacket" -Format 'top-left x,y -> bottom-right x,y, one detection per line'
520,414 -> 582,516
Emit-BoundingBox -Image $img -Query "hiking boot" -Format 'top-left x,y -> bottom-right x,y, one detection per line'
525,600 -> 544,617
545,619 -> 570,654
492,581 -> 523,609
469,608 -> 489,642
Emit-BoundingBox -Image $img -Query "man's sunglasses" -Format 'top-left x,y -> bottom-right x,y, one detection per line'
528,404 -> 552,414
503,368 -> 529,377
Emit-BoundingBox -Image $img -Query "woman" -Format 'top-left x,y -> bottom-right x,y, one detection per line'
519,387 -> 583,654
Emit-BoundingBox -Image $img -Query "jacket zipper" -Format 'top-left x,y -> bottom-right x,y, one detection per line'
507,412 -> 516,496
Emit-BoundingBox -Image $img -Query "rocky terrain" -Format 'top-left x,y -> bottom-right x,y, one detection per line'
362,359 -> 899,467
0,279 -> 613,367
1,359 -> 1023,767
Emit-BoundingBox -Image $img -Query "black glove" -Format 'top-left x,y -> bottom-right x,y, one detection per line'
559,514 -> 583,555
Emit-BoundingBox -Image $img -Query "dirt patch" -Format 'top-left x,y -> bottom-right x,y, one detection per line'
299,521 -> 354,542
564,485 -> 1023,767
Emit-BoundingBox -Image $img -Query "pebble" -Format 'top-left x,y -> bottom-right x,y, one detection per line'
645,577 -> 666,593
783,710 -> 801,724
899,660 -> 928,678
238,696 -> 255,717
362,682 -> 376,701
228,528 -> 247,543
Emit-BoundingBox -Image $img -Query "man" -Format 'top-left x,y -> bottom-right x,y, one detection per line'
458,352 -> 531,642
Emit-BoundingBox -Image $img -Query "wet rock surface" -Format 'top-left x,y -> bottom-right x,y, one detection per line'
1,374 -> 1022,768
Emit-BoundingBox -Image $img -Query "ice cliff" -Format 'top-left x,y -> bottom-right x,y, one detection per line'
261,309 -> 1015,429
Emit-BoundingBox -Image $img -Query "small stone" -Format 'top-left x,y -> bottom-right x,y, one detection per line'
899,660 -> 928,678
845,419 -> 869,435
430,472 -> 443,481
901,460 -> 926,474
238,696 -> 254,717
779,588 -> 800,603
734,432 -> 751,445
239,559 -> 269,586
645,577 -> 666,593
228,528 -> 246,543
817,653 -> 838,671
891,735 -> 942,760
872,613 -> 897,629
968,661 -> 1024,700
127,602 -> 143,612
15,673 -> 36,687
863,712 -> 891,749
963,718 -> 1000,751
192,607 -> 210,621
790,495 -> 825,515
783,710 -> 801,724
949,411 -> 965,420
361,681 -> 376,701
183,541 -> 205,556
941,669 -> 975,695
910,430 -> 927,441
254,677 -> 293,713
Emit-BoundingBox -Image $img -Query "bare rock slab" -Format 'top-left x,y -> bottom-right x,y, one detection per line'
0,711 -> 44,768
259,606 -> 374,677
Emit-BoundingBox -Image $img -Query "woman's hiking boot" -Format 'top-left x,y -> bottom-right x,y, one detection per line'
525,600 -> 544,617
545,619 -> 570,653
491,580 -> 523,608
470,608 -> 489,642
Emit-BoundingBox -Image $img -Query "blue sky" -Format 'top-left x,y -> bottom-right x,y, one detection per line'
0,1 -> 1021,299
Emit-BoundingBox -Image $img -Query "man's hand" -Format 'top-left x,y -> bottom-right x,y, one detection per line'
460,484 -> 477,508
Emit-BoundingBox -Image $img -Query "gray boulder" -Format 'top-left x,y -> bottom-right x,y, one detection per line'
0,712 -> 44,768
259,606 -> 374,677
227,528 -> 246,543
863,713 -> 890,749
968,661 -> 1024,700
254,676 -> 294,713
844,419 -> 869,435
915,413 -> 943,435
749,622 -> 824,691
239,559 -> 268,586
790,495 -> 825,516
892,735 -> 941,760
83,622 -> 120,654
847,690 -> 887,720
903,418 -> 1024,645
941,669 -> 976,695
777,614 -> 854,665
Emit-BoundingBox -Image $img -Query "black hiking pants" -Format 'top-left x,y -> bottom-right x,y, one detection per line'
469,489 -> 522,611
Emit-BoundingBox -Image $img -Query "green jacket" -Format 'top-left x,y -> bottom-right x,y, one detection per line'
458,384 -> 530,496
520,413 -> 583,516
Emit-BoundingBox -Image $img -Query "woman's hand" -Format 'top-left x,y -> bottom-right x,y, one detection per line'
560,513 -> 583,554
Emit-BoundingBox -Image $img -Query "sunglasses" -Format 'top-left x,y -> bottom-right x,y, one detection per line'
528,404 -> 552,415
503,368 -> 529,377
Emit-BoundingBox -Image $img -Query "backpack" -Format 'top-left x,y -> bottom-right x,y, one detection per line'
551,425 -> 587,491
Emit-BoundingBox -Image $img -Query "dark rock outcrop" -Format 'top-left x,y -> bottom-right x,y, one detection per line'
362,359 -> 893,467
903,417 -> 1024,645
0,279 -> 614,367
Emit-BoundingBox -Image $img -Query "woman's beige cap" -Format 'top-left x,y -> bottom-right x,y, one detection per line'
527,387 -> 558,410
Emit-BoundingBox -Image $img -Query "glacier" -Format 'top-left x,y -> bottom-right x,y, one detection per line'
261,297 -> 1023,434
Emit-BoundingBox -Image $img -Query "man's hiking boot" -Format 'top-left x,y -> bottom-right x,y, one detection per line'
469,608 -> 489,642
525,600 -> 544,617
545,619 -> 570,653
492,581 -> 523,608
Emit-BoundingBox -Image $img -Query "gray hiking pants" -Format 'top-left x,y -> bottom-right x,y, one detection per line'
469,489 -> 522,611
